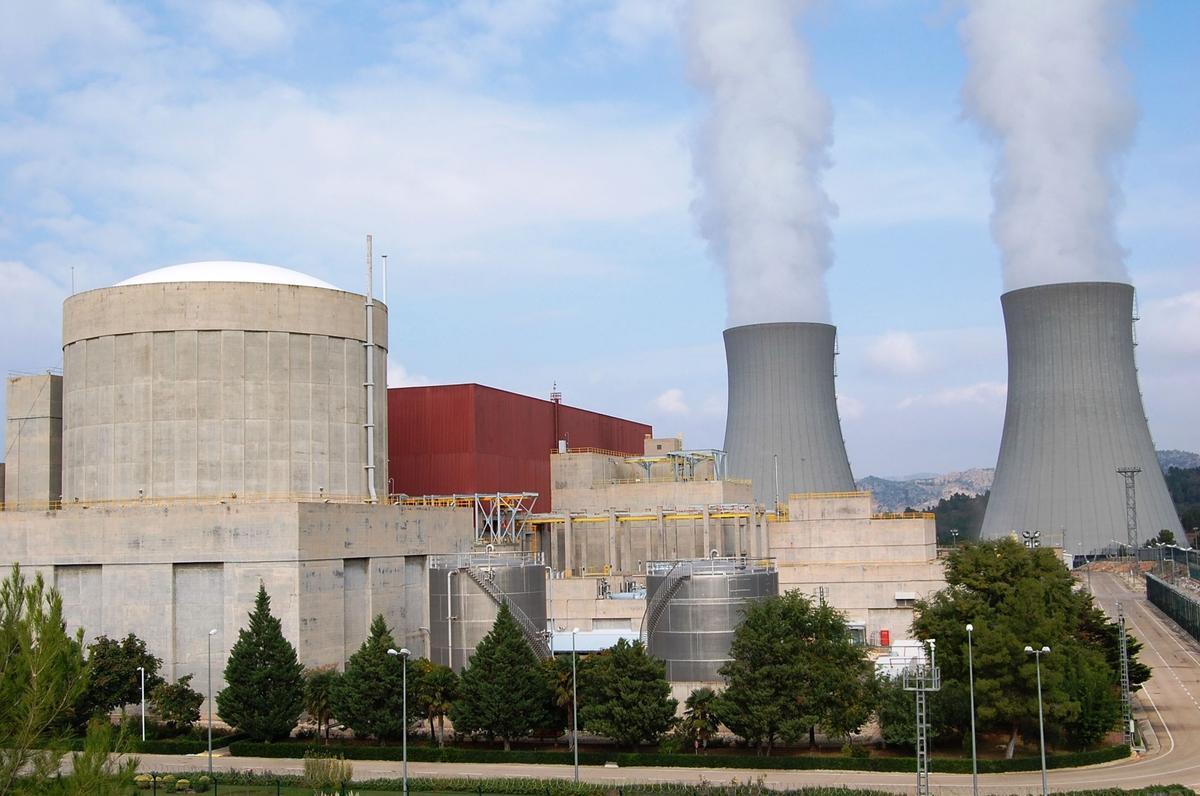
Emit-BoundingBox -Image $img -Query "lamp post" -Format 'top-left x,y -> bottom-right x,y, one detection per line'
137,666 -> 146,742
207,628 -> 218,779
966,624 -> 978,796
387,648 -> 411,795
571,627 -> 580,784
950,528 -> 960,547
1025,644 -> 1051,796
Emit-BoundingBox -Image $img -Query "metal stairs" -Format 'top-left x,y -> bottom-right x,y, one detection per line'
463,566 -> 552,661
639,563 -> 690,645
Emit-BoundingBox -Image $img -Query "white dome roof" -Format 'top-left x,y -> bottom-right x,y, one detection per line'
116,261 -> 339,290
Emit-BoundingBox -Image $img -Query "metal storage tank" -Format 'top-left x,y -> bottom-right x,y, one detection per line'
429,551 -> 549,671
60,262 -> 388,502
981,281 -> 1182,552
723,322 -> 854,504
642,557 -> 778,682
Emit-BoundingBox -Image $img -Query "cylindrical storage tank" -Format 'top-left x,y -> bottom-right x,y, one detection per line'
981,281 -> 1182,551
60,262 -> 388,502
645,558 -> 778,682
429,553 -> 547,671
723,322 -> 854,504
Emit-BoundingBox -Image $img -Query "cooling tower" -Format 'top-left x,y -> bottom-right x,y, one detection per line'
981,282 -> 1182,552
723,322 -> 855,504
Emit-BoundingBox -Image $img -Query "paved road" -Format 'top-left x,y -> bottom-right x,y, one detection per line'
133,572 -> 1200,794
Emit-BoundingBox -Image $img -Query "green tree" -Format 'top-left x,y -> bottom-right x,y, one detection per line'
304,666 -> 341,744
577,638 -> 676,749
912,539 -> 1142,757
73,633 -> 164,730
215,584 -> 305,742
414,659 -> 459,747
151,675 -> 204,734
449,603 -> 552,751
680,686 -> 720,753
55,717 -> 140,796
331,615 -> 417,743
1149,529 -> 1176,546
542,656 -> 575,748
717,591 -> 873,754
0,564 -> 89,793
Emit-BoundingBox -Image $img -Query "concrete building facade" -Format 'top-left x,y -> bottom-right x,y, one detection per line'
4,374 -> 63,509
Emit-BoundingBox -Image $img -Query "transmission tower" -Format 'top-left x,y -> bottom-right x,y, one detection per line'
903,639 -> 941,796
1117,602 -> 1135,748
1117,466 -> 1142,579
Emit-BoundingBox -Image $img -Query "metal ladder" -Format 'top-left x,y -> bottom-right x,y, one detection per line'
463,566 -> 552,661
639,564 -> 690,645
1118,604 -> 1135,748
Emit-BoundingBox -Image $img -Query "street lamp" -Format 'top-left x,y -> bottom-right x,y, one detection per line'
137,666 -> 146,742
387,648 -> 412,796
966,624 -> 978,796
207,628 -> 218,779
1025,644 -> 1051,796
950,528 -> 960,547
571,627 -> 580,784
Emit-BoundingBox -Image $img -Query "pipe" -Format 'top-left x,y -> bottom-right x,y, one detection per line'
364,235 -> 378,503
446,569 -> 457,670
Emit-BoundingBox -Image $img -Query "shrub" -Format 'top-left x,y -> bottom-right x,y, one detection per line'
194,774 -> 212,792
303,752 -> 354,789
133,773 -> 153,790
175,779 -> 190,792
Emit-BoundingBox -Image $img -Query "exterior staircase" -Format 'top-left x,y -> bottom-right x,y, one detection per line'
639,563 -> 690,645
463,566 -> 552,660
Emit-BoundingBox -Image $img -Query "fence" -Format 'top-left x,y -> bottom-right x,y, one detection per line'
1146,573 -> 1200,643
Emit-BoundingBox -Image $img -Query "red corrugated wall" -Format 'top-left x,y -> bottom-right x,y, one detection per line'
387,384 -> 651,509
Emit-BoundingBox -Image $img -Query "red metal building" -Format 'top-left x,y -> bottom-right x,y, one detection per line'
386,384 -> 652,509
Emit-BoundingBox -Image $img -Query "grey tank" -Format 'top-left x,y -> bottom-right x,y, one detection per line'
981,282 -> 1182,552
723,323 -> 855,503
428,554 -> 547,672
644,558 -> 777,682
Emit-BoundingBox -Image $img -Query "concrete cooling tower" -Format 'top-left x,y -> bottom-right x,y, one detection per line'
981,282 -> 1182,552
723,322 -> 855,505
60,262 -> 388,503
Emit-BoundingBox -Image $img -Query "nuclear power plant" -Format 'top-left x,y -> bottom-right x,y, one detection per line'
981,281 -> 1183,551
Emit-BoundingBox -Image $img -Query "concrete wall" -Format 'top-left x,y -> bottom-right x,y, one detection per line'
4,375 -> 63,508
546,576 -> 645,633
0,501 -> 472,717
552,451 -> 750,513
60,282 -> 388,502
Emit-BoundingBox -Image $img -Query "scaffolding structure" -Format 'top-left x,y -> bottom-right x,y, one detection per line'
1117,603 -> 1136,749
396,492 -> 538,544
621,449 -> 729,483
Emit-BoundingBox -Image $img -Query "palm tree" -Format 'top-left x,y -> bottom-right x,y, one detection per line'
682,686 -> 720,754
543,656 -> 575,749
415,659 -> 459,747
303,666 -> 340,743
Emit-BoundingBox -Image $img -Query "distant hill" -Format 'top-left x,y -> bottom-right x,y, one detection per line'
860,449 -> 1198,513
1159,449 -> 1200,470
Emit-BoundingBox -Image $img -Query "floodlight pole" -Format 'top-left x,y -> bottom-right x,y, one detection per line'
1025,645 -> 1051,796
966,624 -> 978,796
137,666 -> 146,742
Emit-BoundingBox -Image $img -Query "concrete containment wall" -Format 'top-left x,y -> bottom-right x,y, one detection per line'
4,375 -> 63,508
723,323 -> 854,503
60,282 -> 387,502
981,282 -> 1182,552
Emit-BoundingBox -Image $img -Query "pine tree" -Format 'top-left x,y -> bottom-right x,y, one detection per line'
330,615 -> 417,743
215,584 -> 304,742
449,602 -> 552,751
577,638 -> 676,749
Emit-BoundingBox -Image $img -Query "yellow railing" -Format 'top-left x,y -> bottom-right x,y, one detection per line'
550,447 -> 641,458
789,490 -> 872,500
593,477 -> 752,488
872,511 -> 936,520
0,492 -> 389,513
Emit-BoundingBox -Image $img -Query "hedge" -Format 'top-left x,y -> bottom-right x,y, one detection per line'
65,733 -> 245,754
138,769 -> 1192,796
226,740 -> 1129,773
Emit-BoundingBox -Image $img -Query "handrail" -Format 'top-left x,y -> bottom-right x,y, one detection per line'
550,446 -> 641,458
790,490 -> 872,500
462,567 -> 551,661
593,477 -> 752,487
639,563 -> 689,646
872,511 -> 936,520
1,491 -> 494,513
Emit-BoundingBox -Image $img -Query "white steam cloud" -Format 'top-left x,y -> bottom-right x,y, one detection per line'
960,0 -> 1137,291
683,0 -> 835,326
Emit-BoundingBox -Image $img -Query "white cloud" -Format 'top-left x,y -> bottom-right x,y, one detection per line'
863,331 -> 931,376
387,357 -> 432,388
1137,290 -> 1200,358
837,393 -> 864,421
199,0 -> 293,56
654,387 -> 689,415
897,381 -> 1007,411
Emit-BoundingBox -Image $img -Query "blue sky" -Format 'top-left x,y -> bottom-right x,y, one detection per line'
0,0 -> 1196,477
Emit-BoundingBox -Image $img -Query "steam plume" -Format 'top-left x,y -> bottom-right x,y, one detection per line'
683,0 -> 835,326
960,0 -> 1136,290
